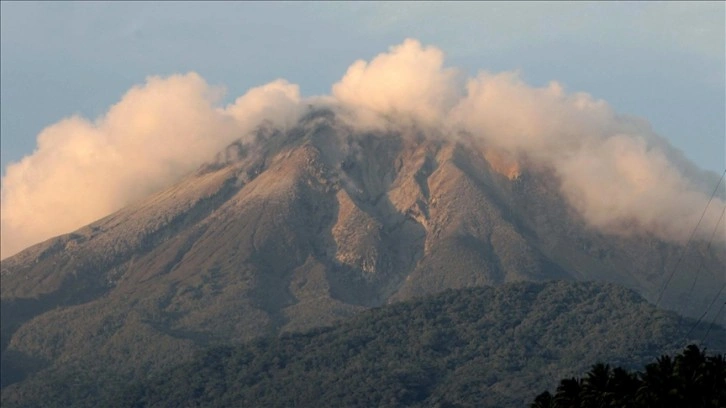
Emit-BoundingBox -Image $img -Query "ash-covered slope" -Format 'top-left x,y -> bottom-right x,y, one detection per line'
1,110 -> 724,389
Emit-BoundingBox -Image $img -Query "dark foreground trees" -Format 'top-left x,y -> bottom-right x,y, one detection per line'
531,344 -> 726,408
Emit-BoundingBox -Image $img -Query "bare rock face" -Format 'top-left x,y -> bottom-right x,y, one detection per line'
1,110 -> 724,389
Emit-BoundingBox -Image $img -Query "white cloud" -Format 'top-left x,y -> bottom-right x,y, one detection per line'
332,38 -> 461,129
330,39 -> 725,243
1,73 -> 301,258
450,70 -> 725,242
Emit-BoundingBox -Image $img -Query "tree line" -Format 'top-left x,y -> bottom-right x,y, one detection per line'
531,344 -> 726,408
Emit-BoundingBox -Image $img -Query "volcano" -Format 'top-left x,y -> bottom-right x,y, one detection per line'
1,109 -> 724,394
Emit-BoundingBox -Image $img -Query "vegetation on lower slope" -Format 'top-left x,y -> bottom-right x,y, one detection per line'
4,281 -> 720,408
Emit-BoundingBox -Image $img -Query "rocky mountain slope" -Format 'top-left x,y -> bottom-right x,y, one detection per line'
2,110 -> 724,392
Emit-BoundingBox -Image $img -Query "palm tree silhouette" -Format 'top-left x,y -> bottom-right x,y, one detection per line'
553,377 -> 582,408
581,363 -> 613,407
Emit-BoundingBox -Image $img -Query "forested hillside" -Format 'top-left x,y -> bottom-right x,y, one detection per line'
4,281 -> 721,408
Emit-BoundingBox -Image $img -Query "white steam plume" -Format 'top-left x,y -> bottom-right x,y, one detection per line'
2,38 -> 723,259
333,39 -> 726,243
332,38 -> 462,130
1,74 -> 301,258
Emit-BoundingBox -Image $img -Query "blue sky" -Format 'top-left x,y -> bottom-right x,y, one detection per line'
1,1 -> 724,174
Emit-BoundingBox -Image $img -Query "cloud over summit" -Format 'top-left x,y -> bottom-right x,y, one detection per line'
2,39 -> 723,258
1,73 -> 301,258
332,38 -> 461,128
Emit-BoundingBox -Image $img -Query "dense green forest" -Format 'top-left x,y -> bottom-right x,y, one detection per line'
530,344 -> 726,408
2,281 -> 724,407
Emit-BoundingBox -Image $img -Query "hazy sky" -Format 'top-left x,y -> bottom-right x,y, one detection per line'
1,1 -> 724,175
